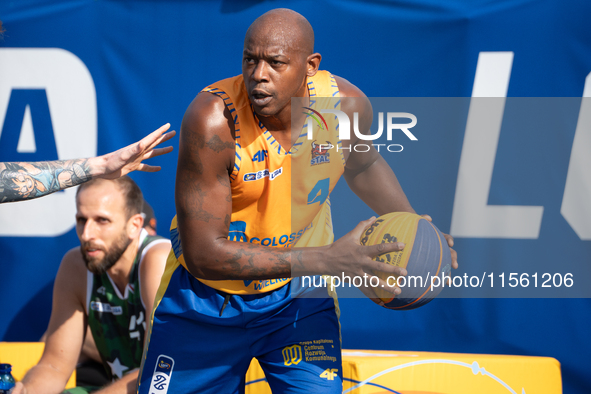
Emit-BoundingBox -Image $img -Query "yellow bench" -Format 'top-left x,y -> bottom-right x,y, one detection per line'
245,349 -> 562,394
0,342 -> 76,389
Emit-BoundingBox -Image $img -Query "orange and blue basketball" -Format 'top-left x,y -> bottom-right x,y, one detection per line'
359,212 -> 452,310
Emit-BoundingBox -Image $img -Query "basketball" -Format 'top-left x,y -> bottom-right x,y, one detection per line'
359,212 -> 452,310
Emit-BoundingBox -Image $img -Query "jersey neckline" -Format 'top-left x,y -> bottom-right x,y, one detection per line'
249,79 -> 317,156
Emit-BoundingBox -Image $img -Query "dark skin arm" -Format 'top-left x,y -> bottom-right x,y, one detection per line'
175,91 -> 407,296
336,76 -> 458,268
338,75 -> 414,214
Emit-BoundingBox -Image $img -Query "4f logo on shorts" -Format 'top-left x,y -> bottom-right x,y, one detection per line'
320,368 -> 339,380
149,355 -> 175,394
282,345 -> 302,366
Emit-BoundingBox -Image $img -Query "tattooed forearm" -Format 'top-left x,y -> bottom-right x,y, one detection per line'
216,243 -> 292,280
0,159 -> 93,203
291,250 -> 305,272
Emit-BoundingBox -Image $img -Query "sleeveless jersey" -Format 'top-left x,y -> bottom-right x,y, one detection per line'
169,70 -> 344,294
86,230 -> 169,380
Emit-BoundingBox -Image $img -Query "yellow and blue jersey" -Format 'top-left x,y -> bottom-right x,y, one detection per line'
139,72 -> 346,394
168,70 -> 343,294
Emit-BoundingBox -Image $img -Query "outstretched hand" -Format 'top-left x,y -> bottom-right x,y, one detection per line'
96,123 -> 176,179
324,217 -> 407,306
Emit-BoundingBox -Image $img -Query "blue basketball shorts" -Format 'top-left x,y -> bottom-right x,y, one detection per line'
137,265 -> 342,394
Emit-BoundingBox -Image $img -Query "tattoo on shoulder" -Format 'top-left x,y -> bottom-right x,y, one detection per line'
0,159 -> 92,203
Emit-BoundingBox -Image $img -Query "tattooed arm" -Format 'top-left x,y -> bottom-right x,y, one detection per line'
0,160 -> 90,203
0,123 -> 175,203
175,92 -> 405,298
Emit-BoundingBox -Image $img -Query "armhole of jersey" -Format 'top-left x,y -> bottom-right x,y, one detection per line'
308,72 -> 345,167
85,270 -> 93,315
328,73 -> 346,167
202,86 -> 242,183
137,238 -> 171,311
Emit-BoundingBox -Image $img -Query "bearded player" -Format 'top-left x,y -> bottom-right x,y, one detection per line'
14,177 -> 171,394
138,8 -> 457,394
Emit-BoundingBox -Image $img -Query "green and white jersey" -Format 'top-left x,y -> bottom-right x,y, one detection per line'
85,230 -> 169,381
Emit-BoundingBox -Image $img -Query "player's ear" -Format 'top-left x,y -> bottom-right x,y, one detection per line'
127,213 -> 144,238
306,53 -> 321,77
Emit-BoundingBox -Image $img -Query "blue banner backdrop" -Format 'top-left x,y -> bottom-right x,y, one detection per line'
1,1 -> 590,393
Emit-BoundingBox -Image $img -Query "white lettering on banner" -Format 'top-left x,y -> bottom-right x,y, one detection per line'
0,48 -> 97,237
450,52 -> 545,238
561,72 -> 591,240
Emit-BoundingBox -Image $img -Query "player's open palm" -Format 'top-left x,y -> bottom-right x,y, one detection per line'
99,123 -> 176,179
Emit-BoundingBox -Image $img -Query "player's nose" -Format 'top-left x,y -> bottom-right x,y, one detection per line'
253,60 -> 269,82
79,220 -> 98,241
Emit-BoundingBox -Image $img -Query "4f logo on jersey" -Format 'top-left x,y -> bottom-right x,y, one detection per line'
252,149 -> 268,162
282,345 -> 302,366
149,355 -> 175,394
311,140 -> 333,166
320,368 -> 339,380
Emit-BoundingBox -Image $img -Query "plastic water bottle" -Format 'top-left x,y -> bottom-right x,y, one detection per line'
0,364 -> 15,394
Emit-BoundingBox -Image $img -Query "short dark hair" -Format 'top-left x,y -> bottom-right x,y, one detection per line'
142,200 -> 155,222
142,200 -> 158,232
77,176 -> 143,219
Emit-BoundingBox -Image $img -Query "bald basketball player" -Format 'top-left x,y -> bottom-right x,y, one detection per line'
138,9 -> 457,394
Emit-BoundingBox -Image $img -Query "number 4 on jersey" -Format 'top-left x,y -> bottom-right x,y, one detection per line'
307,178 -> 329,205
